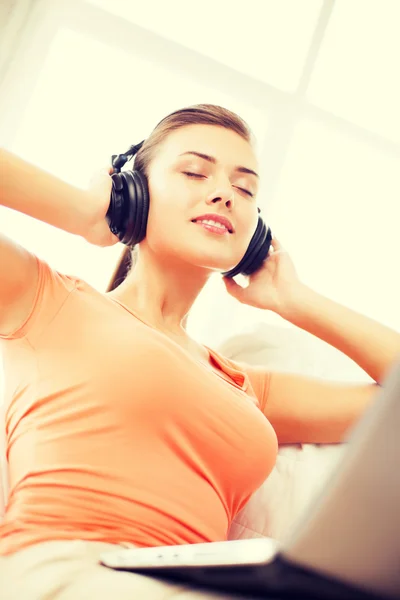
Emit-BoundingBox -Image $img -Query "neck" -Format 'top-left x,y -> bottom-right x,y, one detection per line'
107,250 -> 211,336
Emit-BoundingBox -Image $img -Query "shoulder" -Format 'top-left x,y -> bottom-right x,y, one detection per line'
0,253 -> 80,341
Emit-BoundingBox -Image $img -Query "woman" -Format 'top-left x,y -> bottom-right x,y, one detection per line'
0,104 -> 399,599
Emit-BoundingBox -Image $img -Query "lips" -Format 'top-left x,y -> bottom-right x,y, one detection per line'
191,213 -> 234,233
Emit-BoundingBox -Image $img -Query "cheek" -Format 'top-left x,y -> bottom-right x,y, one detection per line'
147,178 -> 192,234
146,195 -> 184,246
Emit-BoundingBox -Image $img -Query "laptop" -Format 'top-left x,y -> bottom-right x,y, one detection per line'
100,361 -> 400,599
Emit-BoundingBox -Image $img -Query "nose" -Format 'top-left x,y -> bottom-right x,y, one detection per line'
205,181 -> 235,209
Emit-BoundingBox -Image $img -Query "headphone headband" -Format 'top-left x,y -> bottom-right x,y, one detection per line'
111,140 -> 145,173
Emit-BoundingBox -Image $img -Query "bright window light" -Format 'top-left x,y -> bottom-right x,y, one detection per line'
268,117 -> 400,331
85,0 -> 323,91
307,0 -> 400,144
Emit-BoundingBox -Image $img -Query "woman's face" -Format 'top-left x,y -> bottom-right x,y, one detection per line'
143,124 -> 260,274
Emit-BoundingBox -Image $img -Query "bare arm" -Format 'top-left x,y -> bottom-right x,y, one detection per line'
0,148 -> 119,335
262,370 -> 378,444
260,284 -> 400,443
280,284 -> 400,386
0,147 -> 99,238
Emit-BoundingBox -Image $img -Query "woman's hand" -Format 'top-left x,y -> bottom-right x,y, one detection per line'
83,167 -> 121,248
222,236 -> 305,315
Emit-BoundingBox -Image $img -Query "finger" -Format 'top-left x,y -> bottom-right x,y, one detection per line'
101,166 -> 114,176
222,276 -> 246,302
99,166 -> 114,177
270,236 -> 283,251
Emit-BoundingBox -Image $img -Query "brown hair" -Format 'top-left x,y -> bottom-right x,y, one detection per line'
107,103 -> 255,292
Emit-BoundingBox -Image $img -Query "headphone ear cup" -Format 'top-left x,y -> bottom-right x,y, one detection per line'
117,171 -> 140,246
107,173 -> 126,236
221,218 -> 272,278
106,170 -> 150,247
237,218 -> 266,275
132,170 -> 150,244
241,225 -> 272,276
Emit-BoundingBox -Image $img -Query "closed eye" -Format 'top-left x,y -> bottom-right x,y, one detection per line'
182,172 -> 254,198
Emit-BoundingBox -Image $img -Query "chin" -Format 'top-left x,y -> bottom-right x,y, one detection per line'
193,258 -> 239,273
160,240 -> 241,273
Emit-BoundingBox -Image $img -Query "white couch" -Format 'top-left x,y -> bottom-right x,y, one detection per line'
0,323 -> 351,541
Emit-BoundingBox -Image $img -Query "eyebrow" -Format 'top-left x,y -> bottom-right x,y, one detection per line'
178,151 -> 259,179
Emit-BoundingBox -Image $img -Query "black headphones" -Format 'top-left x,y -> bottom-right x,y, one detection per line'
105,141 -> 272,278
